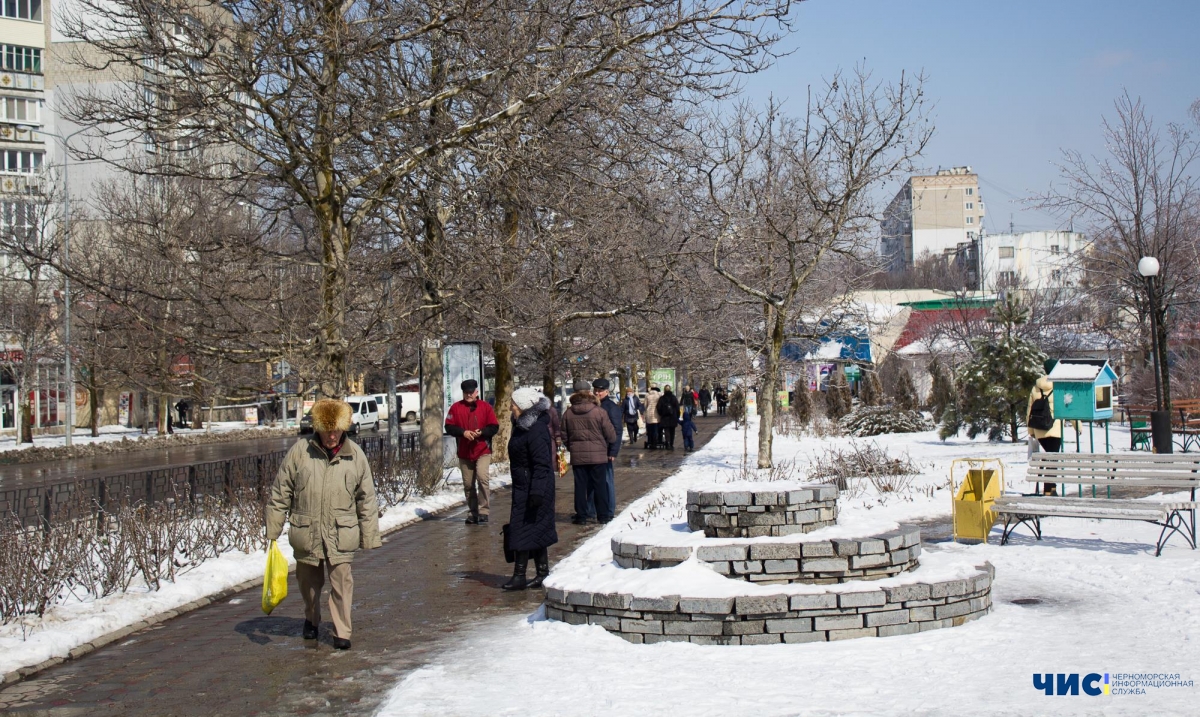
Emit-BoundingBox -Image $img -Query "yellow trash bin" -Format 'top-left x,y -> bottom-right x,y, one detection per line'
951,458 -> 1004,543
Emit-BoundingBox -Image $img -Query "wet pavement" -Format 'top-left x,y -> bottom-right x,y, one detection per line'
0,425 -> 415,491
0,415 -> 729,716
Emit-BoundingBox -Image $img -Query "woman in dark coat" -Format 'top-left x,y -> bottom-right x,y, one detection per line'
503,387 -> 558,591
656,386 -> 681,450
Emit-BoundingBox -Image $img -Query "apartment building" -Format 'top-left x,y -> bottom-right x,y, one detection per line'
880,167 -> 985,271
0,0 -> 46,243
980,230 -> 1087,293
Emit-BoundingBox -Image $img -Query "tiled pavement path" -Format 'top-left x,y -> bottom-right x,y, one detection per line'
1,415 -> 730,716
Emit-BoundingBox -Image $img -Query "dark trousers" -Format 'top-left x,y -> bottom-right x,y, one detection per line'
626,421 -> 639,444
1037,436 -> 1062,495
573,464 -> 612,521
661,425 -> 676,449
683,432 -> 694,450
647,423 -> 661,448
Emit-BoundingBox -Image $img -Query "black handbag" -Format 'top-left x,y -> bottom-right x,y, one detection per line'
501,523 -> 515,563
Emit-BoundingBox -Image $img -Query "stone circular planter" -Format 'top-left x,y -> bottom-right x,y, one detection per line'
611,525 -> 922,584
686,483 -> 838,538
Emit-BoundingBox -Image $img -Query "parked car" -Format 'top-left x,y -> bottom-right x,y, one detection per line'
298,395 -> 380,435
370,393 -> 390,421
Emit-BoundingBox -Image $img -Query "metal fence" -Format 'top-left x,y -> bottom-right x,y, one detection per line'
0,431 -> 419,528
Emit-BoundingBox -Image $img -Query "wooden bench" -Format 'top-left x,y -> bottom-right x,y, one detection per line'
994,453 -> 1199,556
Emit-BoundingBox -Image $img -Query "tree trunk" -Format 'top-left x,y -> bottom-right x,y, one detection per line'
18,378 -> 31,443
491,339 -> 514,462
758,307 -> 785,469
157,393 -> 170,435
89,385 -> 99,437
418,337 -> 445,493
630,361 -> 638,393
316,216 -> 351,398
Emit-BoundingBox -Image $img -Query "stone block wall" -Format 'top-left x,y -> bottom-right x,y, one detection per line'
612,526 -> 922,584
686,484 -> 839,538
544,563 -> 994,645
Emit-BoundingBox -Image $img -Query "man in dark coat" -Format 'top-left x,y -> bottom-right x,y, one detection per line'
503,388 -> 558,591
698,386 -> 712,417
562,384 -> 617,524
681,385 -> 696,417
593,378 -> 623,521
656,385 -> 680,450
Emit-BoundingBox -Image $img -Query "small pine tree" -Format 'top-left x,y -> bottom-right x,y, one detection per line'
825,369 -> 851,420
728,388 -> 746,425
859,370 -> 883,407
894,368 -> 919,411
953,295 -> 1048,442
928,358 -> 955,417
792,386 -> 813,427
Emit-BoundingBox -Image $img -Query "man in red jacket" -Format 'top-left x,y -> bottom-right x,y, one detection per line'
445,379 -> 499,525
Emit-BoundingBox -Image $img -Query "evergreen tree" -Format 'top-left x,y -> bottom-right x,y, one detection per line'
951,295 -> 1047,442
792,385 -> 813,427
728,388 -> 747,425
894,368 -> 919,411
825,369 -> 851,420
928,358 -> 955,417
859,370 -> 883,407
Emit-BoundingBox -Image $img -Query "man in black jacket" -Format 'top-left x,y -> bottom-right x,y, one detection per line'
657,385 -> 681,450
591,378 -> 624,520
698,386 -> 712,417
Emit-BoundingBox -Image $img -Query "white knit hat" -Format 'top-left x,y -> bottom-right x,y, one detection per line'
512,387 -> 544,411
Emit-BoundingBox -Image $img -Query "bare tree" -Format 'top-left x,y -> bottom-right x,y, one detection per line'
699,70 -> 931,467
1037,93 -> 1200,408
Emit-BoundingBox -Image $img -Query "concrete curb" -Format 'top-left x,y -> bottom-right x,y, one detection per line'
2,494 -> 472,688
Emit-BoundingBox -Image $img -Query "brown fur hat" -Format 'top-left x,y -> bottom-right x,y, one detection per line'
311,398 -> 352,433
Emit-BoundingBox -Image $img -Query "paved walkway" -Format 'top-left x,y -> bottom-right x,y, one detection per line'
0,415 -> 729,716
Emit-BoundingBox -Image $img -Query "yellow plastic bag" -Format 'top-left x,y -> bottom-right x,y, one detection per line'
261,539 -> 289,614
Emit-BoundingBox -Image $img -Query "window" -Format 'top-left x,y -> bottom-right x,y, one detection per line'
1,0 -> 41,21
965,187 -> 974,196
965,216 -> 974,225
998,270 -> 1017,284
2,150 -> 41,172
1,45 -> 40,72
1050,245 -> 1060,254
1051,269 -> 1063,282
0,97 -> 39,123
967,231 -> 976,240
1095,385 -> 1112,411
999,246 -> 1015,259
965,202 -> 974,210
1,200 -> 36,238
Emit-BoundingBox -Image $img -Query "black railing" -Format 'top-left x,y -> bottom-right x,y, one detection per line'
0,431 -> 419,528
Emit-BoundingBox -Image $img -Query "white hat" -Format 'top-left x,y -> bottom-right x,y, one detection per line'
512,387 -> 544,411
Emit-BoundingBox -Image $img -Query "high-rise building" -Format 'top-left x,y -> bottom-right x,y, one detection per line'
0,0 -> 47,244
880,167 -> 985,272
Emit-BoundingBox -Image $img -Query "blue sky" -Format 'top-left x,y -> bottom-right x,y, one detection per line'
739,0 -> 1200,233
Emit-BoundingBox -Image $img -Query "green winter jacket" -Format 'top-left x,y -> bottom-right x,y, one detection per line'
265,436 -> 382,566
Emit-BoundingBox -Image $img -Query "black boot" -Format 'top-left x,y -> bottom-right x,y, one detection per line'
502,551 -> 529,591
527,548 -> 550,589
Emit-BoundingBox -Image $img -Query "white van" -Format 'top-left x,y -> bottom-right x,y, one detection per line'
343,395 -> 380,434
369,384 -> 421,424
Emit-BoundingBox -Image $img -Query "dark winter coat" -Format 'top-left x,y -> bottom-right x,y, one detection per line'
657,390 -> 680,428
598,397 -> 624,458
507,400 -> 558,552
681,412 -> 697,438
681,390 -> 696,412
562,391 -> 617,466
698,388 -> 711,409
622,394 -> 643,423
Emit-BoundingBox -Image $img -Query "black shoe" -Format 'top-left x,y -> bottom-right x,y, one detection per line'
570,515 -> 588,525
528,549 -> 550,589
477,515 -> 489,525
503,552 -> 529,591
302,620 -> 318,640
332,637 -> 351,650
465,513 -> 479,524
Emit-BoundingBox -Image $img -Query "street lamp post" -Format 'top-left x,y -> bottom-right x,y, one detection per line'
1138,256 -> 1172,454
24,125 -> 89,446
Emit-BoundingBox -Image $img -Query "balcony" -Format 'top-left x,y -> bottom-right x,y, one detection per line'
0,71 -> 43,92
0,171 -> 44,194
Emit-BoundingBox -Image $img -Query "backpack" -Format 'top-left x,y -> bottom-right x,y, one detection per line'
1028,389 -> 1054,431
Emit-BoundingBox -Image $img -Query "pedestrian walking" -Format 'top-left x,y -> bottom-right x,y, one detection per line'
643,385 -> 662,449
698,386 -> 711,418
265,399 -> 381,650
657,385 -> 680,450
622,387 -> 642,445
176,399 -> 189,428
594,378 -> 623,522
715,386 -> 728,416
445,379 -> 500,525
502,387 -> 558,591
681,409 -> 697,451
681,385 -> 696,417
562,382 -> 617,524
1026,376 -> 1062,495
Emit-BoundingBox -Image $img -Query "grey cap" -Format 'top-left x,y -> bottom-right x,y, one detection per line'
572,379 -> 592,392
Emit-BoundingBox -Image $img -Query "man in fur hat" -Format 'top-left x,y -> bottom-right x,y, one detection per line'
266,398 -> 381,650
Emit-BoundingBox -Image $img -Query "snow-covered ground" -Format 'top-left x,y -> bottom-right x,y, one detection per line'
377,418 -> 1200,717
0,421 -> 287,453
0,465 -> 509,678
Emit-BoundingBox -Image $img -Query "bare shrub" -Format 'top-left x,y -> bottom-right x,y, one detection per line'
809,441 -> 919,492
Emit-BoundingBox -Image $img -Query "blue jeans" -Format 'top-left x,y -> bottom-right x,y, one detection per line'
574,464 -> 612,522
